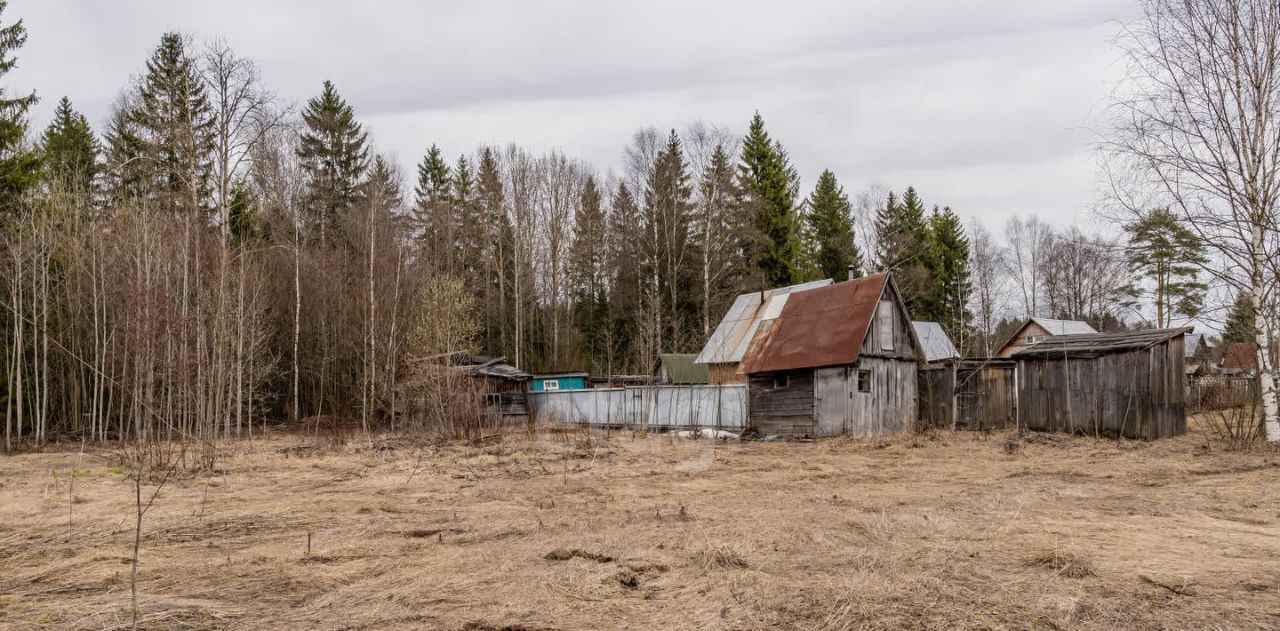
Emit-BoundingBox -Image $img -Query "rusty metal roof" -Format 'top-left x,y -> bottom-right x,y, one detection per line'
694,279 -> 833,365
739,273 -> 891,374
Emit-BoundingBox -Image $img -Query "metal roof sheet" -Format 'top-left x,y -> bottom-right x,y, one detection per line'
1011,327 -> 1192,358
694,279 -> 833,365
1029,318 -> 1097,335
655,353 -> 710,384
739,273 -> 890,374
912,321 -> 960,362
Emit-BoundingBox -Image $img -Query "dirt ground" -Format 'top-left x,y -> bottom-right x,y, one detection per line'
2,420 -> 1279,631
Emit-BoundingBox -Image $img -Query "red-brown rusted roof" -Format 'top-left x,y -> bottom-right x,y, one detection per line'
1221,342 -> 1257,370
738,272 -> 889,374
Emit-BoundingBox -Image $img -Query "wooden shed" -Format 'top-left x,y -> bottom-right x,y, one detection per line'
739,272 -> 923,438
919,359 -> 1016,430
1012,327 -> 1191,440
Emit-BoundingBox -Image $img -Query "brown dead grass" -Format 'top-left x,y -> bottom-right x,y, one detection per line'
2,419 -> 1280,630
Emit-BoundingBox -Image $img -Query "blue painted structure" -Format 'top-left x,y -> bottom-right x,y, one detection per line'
530,373 -> 588,392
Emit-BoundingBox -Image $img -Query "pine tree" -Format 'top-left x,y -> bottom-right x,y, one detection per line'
412,144 -> 454,272
1124,207 -> 1208,327
874,186 -> 930,314
805,169 -> 860,281
1222,291 -> 1255,345
0,0 -> 39,218
132,32 -> 216,217
737,112 -> 799,286
40,96 -> 98,198
924,206 -> 972,344
297,80 -> 369,246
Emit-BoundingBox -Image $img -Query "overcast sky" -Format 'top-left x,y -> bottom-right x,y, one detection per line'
9,0 -> 1137,235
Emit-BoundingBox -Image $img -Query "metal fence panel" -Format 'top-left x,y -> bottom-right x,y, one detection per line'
528,385 -> 746,430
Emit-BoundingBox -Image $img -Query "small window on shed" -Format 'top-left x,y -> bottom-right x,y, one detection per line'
543,379 -> 560,391
485,393 -> 502,405
773,375 -> 789,390
878,300 -> 894,351
857,370 -> 871,393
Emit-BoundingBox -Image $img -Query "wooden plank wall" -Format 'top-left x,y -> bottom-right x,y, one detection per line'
747,369 -> 815,436
1016,339 -> 1186,440
708,364 -> 746,384
919,364 -> 1015,430
848,357 -> 917,436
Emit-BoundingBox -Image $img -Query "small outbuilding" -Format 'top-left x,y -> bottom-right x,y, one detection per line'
919,358 -> 1017,431
530,372 -> 588,392
739,272 -> 923,438
912,321 -> 960,363
653,353 -> 710,385
1012,327 -> 1191,440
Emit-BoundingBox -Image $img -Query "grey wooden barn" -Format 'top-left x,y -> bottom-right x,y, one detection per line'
738,272 -> 923,437
1012,327 -> 1191,440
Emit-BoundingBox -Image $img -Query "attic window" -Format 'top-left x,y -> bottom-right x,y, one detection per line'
1026,335 -> 1044,345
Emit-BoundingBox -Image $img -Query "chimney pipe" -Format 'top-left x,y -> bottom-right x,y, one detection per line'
846,265 -> 855,282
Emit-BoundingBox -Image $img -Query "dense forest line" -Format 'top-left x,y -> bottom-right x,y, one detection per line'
0,4 -> 1216,448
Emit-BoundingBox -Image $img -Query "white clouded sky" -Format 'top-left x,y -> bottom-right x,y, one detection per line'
8,0 -> 1138,235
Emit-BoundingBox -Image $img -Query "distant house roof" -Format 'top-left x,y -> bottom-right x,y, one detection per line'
1184,333 -> 1207,358
1029,318 -> 1097,336
1221,342 -> 1257,371
912,321 -> 959,363
406,351 -> 530,381
740,273 -> 920,374
694,278 -> 833,365
655,353 -> 710,384
531,372 -> 588,379
1011,327 -> 1192,359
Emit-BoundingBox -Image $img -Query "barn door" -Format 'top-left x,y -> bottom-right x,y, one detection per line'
814,367 -> 849,437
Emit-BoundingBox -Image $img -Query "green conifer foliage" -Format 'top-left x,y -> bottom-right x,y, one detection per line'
1124,207 -> 1208,326
41,96 -> 98,198
297,80 -> 370,245
737,112 -> 798,286
0,0 -> 39,217
805,169 -> 861,281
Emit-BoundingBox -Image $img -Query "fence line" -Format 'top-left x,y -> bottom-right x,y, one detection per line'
527,385 -> 747,430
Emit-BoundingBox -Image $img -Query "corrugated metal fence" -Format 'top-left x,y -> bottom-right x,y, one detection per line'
528,385 -> 746,430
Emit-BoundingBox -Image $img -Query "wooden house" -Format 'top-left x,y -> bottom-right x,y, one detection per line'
402,352 -> 531,423
1012,327 -> 1191,440
738,272 -> 923,438
653,353 -> 709,385
694,279 -> 832,383
995,317 -> 1096,358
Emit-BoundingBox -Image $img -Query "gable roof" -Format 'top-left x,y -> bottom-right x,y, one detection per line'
1029,318 -> 1098,335
694,278 -> 833,365
1011,327 -> 1192,358
739,272 -> 918,374
655,353 -> 709,384
912,321 -> 960,362
1184,333 -> 1206,357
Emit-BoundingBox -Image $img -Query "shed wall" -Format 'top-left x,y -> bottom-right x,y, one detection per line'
747,369 -> 815,436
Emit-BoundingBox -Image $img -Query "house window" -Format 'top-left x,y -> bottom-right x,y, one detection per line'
1025,335 -> 1044,345
543,380 -> 560,391
773,375 -> 789,390
857,370 -> 871,393
485,393 -> 502,405
878,301 -> 894,351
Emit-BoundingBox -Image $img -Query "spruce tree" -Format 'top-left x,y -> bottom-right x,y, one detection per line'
737,112 -> 799,286
0,0 -> 39,218
924,206 -> 972,343
644,129 -> 696,349
805,169 -> 860,281
133,32 -> 215,217
41,96 -> 98,198
412,144 -> 454,271
297,80 -> 370,246
1124,207 -> 1208,326
476,147 -> 512,356
1222,291 -> 1255,345
227,183 -> 264,244
608,182 -> 643,369
571,175 -> 609,370
874,186 -> 930,314
103,103 -> 147,208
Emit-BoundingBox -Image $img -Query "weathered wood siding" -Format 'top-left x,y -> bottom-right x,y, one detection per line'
859,298 -> 918,362
919,363 -> 1016,430
747,369 -> 815,436
1016,339 -> 1186,440
708,363 -> 746,384
849,357 -> 917,436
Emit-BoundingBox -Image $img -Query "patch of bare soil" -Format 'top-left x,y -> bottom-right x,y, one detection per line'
2,420 -> 1279,630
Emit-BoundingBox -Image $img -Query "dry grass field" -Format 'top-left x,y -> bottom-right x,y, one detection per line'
2,420 -> 1279,630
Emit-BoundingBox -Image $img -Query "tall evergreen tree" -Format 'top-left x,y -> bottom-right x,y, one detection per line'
0,0 -> 37,218
132,32 -> 215,217
297,80 -> 369,245
874,186 -> 930,314
608,182 -> 643,371
412,144 -> 454,272
737,112 -> 799,286
102,101 -> 146,208
40,96 -> 98,198
643,129 -> 697,350
475,147 -> 512,357
570,175 -> 609,370
805,169 -> 860,281
694,143 -> 751,337
924,206 -> 972,344
1124,207 -> 1208,327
